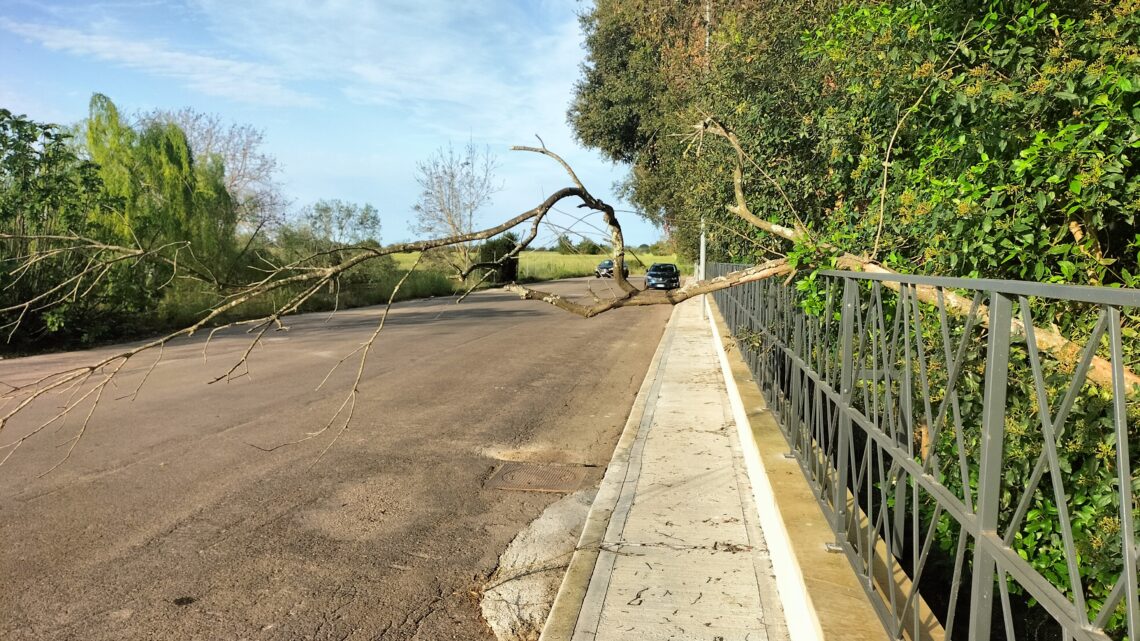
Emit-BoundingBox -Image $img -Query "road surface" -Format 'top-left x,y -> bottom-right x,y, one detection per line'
0,278 -> 672,641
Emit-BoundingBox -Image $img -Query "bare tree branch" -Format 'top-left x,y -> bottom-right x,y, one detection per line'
246,254 -> 426,464
511,145 -> 637,294
0,146 -> 631,467
0,236 -> 191,340
504,259 -> 791,317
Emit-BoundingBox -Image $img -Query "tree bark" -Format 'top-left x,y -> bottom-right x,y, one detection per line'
699,117 -> 1140,396
505,258 -> 790,317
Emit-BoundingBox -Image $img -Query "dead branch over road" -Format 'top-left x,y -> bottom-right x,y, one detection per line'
3,134 -> 1134,473
0,144 -> 784,471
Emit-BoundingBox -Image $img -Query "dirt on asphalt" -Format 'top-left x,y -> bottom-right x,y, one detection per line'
0,279 -> 672,641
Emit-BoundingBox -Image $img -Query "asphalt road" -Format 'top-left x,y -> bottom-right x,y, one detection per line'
0,278 -> 672,641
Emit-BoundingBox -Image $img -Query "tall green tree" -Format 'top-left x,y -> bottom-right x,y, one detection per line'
1,109 -> 105,236
0,109 -> 115,348
85,94 -> 237,272
572,0 -> 1140,284
571,1 -> 1140,634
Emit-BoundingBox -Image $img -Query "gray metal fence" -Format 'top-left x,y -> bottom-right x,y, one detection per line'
710,264 -> 1140,641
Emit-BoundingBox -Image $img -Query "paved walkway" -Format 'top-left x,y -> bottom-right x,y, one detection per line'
542,298 -> 789,641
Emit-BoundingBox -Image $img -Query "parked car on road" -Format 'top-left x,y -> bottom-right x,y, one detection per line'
645,263 -> 681,290
594,259 -> 629,278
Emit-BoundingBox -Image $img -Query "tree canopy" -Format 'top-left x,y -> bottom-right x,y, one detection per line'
571,3 -> 1140,631
571,0 -> 1140,286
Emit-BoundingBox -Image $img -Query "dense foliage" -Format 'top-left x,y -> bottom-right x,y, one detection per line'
573,0 -> 1139,285
0,96 -> 396,352
0,108 -> 115,346
572,0 -> 1139,636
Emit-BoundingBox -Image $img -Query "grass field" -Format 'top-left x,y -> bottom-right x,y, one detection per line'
153,250 -> 688,339
392,251 -> 691,281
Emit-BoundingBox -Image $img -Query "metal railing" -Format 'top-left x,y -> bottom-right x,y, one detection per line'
710,264 -> 1140,641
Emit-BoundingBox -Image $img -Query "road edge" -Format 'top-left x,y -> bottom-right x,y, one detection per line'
537,302 -> 682,641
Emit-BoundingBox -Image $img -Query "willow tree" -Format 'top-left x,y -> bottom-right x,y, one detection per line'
86,94 -> 237,278
140,107 -> 284,230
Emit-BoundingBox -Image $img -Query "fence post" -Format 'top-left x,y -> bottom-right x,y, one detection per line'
1109,307 -> 1140,640
791,309 -> 805,453
968,292 -> 1012,641
834,277 -> 856,540
699,219 -> 707,320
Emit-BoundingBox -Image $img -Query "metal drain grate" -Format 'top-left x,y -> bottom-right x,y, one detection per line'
485,462 -> 588,493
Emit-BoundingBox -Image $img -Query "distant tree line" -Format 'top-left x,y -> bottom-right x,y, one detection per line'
524,234 -> 671,255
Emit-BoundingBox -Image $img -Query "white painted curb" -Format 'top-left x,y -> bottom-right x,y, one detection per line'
706,295 -> 824,641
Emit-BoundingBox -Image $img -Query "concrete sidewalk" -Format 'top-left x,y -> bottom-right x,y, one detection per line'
540,297 -> 790,641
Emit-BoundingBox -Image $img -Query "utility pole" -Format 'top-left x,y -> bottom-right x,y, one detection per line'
701,0 -> 710,318
704,0 -> 711,72
700,217 -> 707,319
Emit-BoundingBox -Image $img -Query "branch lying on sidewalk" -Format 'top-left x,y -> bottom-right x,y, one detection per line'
695,117 -> 1140,396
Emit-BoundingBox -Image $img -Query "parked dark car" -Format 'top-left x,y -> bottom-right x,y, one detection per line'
645,263 -> 681,290
594,259 -> 629,278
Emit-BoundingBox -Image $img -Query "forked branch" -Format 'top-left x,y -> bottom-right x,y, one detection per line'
0,145 -> 643,469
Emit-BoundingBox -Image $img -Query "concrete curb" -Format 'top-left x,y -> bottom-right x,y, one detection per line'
706,296 -> 824,641
537,303 -> 682,641
705,297 -> 884,641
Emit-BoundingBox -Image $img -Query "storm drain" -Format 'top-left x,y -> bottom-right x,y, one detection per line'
485,462 -> 588,493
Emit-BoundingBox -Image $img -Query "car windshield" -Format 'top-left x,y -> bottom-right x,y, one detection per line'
599,260 -> 613,267
648,264 -> 678,274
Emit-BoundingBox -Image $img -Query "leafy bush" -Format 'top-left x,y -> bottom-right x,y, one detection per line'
572,0 -> 1140,635
477,232 -> 520,283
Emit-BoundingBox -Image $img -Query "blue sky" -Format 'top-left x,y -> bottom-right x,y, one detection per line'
0,0 -> 663,246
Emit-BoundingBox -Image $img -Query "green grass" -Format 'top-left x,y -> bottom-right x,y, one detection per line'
517,252 -> 689,281
391,250 -> 691,282
392,252 -> 423,271
161,251 -> 691,329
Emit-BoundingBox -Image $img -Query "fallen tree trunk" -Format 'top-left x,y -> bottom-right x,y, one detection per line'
698,117 -> 1140,396
504,258 -> 791,317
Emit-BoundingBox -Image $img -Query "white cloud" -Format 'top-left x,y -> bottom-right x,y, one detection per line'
4,1 -> 588,144
188,0 -> 585,141
0,0 -> 660,242
0,17 -> 316,107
